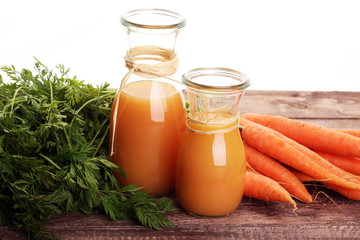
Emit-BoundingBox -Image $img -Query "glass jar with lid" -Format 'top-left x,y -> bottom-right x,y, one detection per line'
176,67 -> 250,216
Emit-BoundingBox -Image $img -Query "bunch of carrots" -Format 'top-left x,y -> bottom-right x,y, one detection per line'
240,113 -> 360,209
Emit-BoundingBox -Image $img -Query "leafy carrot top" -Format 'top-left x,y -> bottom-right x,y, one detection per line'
0,59 -> 176,240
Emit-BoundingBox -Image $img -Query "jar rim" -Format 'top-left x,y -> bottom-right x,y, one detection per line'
182,67 -> 251,90
121,9 -> 186,29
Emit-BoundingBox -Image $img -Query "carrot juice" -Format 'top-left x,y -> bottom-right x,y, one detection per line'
176,112 -> 246,216
110,80 -> 186,195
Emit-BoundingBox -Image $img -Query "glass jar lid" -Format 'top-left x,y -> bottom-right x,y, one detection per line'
182,67 -> 250,91
121,9 -> 186,29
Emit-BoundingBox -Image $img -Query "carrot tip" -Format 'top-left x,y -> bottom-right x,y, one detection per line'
292,206 -> 298,217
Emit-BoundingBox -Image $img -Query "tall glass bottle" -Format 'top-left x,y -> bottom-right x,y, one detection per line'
110,9 -> 186,195
176,67 -> 250,216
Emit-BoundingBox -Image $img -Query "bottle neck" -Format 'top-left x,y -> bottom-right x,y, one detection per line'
119,9 -> 185,90
126,26 -> 179,54
187,112 -> 240,133
121,9 -> 185,52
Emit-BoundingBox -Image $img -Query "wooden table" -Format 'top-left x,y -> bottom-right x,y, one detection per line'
1,90 -> 360,239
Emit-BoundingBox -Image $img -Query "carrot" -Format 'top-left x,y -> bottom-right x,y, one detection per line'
314,150 -> 360,176
287,167 -> 315,183
321,183 -> 360,200
335,129 -> 360,138
241,113 -> 360,158
244,142 -> 313,203
289,168 -> 360,200
244,169 -> 297,208
268,128 -> 360,185
240,117 -> 360,190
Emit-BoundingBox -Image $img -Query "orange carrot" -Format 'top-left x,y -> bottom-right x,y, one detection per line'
290,168 -> 360,200
314,150 -> 360,176
244,169 -> 297,208
240,117 -> 360,190
336,129 -> 360,138
268,128 -> 360,185
322,182 -> 360,200
244,142 -> 312,203
241,113 -> 360,158
287,167 -> 315,183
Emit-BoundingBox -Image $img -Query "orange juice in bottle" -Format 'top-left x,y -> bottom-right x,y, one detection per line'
176,68 -> 250,216
110,9 -> 186,195
111,80 -> 186,195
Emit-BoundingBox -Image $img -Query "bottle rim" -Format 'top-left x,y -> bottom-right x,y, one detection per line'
121,9 -> 186,30
182,67 -> 251,90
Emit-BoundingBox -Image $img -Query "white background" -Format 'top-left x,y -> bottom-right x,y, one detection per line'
1,0 -> 360,91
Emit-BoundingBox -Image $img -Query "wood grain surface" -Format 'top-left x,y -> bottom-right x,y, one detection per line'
1,90 -> 360,240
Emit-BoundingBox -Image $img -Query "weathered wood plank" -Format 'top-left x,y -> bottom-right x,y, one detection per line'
3,179 -> 360,239
240,90 -> 360,121
9,189 -> 359,240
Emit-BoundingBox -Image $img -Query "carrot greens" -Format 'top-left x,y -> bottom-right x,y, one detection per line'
0,59 -> 176,240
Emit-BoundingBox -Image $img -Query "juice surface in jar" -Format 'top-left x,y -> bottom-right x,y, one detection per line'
176,112 -> 246,216
110,80 -> 186,195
